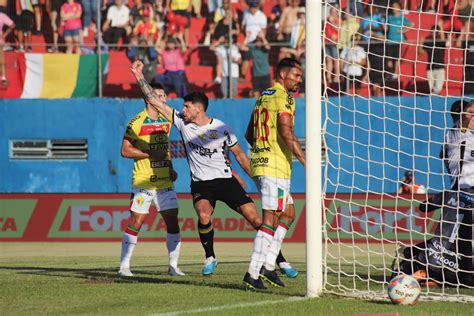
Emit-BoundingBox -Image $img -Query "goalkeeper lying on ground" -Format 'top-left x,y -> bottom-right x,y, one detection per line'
393,100 -> 473,288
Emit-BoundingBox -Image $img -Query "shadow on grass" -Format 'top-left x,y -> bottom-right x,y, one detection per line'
0,262 -> 305,297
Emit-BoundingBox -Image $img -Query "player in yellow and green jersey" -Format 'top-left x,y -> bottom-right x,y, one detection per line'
118,83 -> 185,277
244,58 -> 306,289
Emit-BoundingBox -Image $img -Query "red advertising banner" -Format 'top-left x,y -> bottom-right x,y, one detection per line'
0,194 -> 306,242
0,193 -> 438,242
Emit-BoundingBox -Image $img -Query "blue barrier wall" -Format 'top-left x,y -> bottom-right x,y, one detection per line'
0,98 -> 305,193
0,96 -> 459,193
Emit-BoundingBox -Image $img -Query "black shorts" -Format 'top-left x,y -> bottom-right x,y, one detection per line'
51,0 -> 63,12
191,177 -> 253,211
15,11 -> 34,32
386,42 -> 401,60
241,50 -> 252,61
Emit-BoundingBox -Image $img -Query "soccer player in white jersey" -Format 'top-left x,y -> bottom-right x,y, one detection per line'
130,60 -> 266,285
395,99 -> 473,287
118,83 -> 185,277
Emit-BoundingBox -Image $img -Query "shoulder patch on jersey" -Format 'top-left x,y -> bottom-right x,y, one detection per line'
262,89 -> 276,96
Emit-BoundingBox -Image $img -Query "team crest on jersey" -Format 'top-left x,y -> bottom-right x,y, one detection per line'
262,89 -> 276,96
136,196 -> 144,205
198,134 -> 207,140
287,95 -> 294,105
209,132 -> 218,139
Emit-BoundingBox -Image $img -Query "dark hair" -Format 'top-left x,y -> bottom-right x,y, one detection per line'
184,92 -> 209,111
150,82 -> 165,90
276,58 -> 302,78
450,100 -> 470,123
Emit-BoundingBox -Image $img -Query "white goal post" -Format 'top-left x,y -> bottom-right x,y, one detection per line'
310,0 -> 474,302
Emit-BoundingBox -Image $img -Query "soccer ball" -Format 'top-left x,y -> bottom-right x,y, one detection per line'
387,274 -> 421,305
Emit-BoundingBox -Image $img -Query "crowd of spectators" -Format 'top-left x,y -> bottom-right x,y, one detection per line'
0,0 -> 309,98
326,0 -> 474,96
2,0 -> 474,97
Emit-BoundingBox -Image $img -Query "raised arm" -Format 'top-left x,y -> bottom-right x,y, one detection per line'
130,60 -> 174,122
230,143 -> 252,178
277,113 -> 306,167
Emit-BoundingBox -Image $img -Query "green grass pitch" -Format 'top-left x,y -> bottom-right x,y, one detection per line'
0,242 -> 472,315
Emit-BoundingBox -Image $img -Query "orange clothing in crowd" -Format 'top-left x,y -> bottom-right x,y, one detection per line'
133,19 -> 158,41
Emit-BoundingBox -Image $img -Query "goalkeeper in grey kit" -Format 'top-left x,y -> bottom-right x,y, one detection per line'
394,100 -> 473,287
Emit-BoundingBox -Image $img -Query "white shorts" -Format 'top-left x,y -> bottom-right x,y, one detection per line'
130,187 -> 179,214
254,176 -> 293,212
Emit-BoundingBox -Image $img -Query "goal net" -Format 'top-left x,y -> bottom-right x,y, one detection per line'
321,0 -> 474,302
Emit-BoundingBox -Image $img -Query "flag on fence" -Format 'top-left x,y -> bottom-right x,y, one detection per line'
20,54 -> 109,98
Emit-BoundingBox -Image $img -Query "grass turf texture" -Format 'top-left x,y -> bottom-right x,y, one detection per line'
0,242 -> 472,315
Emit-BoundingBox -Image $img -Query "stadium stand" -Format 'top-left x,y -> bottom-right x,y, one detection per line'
0,0 -> 470,98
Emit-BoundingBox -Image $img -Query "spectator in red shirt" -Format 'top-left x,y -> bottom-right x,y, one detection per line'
324,6 -> 340,84
438,0 -> 471,38
61,0 -> 82,54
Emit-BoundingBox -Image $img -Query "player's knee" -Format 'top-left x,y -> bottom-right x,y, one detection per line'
129,211 -> 146,229
251,216 -> 262,229
197,211 -> 212,224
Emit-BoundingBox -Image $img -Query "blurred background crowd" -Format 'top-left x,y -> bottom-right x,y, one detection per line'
0,0 -> 473,98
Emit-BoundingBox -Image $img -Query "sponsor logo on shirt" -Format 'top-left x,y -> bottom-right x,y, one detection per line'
251,146 -> 271,153
262,89 -> 276,96
150,160 -> 171,168
188,141 -> 218,158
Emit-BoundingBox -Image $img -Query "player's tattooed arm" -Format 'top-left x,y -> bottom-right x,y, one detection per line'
137,77 -> 159,103
130,60 -> 174,121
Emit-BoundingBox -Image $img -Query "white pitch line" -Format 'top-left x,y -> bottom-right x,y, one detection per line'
151,296 -> 307,316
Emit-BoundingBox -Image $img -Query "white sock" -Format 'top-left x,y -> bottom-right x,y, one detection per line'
166,232 -> 181,268
119,226 -> 138,270
264,222 -> 289,271
248,226 -> 274,279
